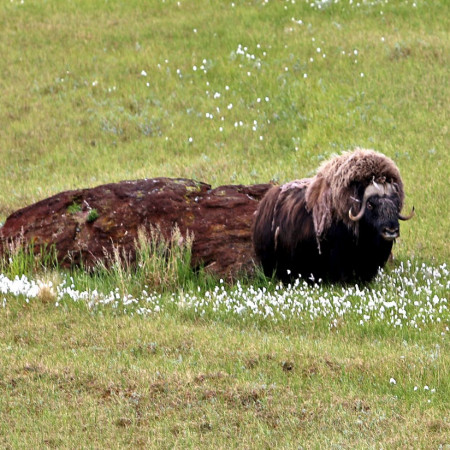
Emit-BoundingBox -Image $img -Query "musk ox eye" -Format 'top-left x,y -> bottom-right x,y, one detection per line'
366,202 -> 373,210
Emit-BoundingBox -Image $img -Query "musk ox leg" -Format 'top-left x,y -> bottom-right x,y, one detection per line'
316,223 -> 359,283
355,241 -> 393,283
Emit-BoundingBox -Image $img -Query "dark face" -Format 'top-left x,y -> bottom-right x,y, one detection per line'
361,195 -> 401,241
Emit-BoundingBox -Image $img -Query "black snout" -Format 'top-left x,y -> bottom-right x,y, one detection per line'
381,226 -> 399,241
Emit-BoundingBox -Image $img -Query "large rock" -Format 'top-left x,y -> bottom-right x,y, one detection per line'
0,178 -> 273,278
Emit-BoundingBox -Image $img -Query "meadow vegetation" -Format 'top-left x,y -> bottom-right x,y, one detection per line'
0,0 -> 449,447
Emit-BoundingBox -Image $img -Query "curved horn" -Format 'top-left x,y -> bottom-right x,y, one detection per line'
399,206 -> 415,221
349,203 -> 366,221
348,183 -> 384,222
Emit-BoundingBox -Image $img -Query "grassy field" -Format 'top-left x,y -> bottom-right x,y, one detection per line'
1,0 -> 449,447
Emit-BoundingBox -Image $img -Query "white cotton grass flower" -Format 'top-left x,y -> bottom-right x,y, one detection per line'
0,261 -> 448,326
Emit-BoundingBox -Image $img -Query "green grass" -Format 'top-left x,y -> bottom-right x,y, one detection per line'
1,306 -> 448,448
0,0 -> 449,447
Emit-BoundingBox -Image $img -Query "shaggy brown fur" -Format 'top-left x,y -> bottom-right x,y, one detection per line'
305,148 -> 404,238
273,179 -> 313,250
252,179 -> 316,278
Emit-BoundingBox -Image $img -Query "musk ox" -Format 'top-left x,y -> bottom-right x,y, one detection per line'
252,148 -> 414,283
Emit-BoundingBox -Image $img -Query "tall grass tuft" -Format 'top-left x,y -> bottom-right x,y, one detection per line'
0,227 -> 218,301
83,226 -> 216,297
0,240 -> 59,279
135,226 -> 194,291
